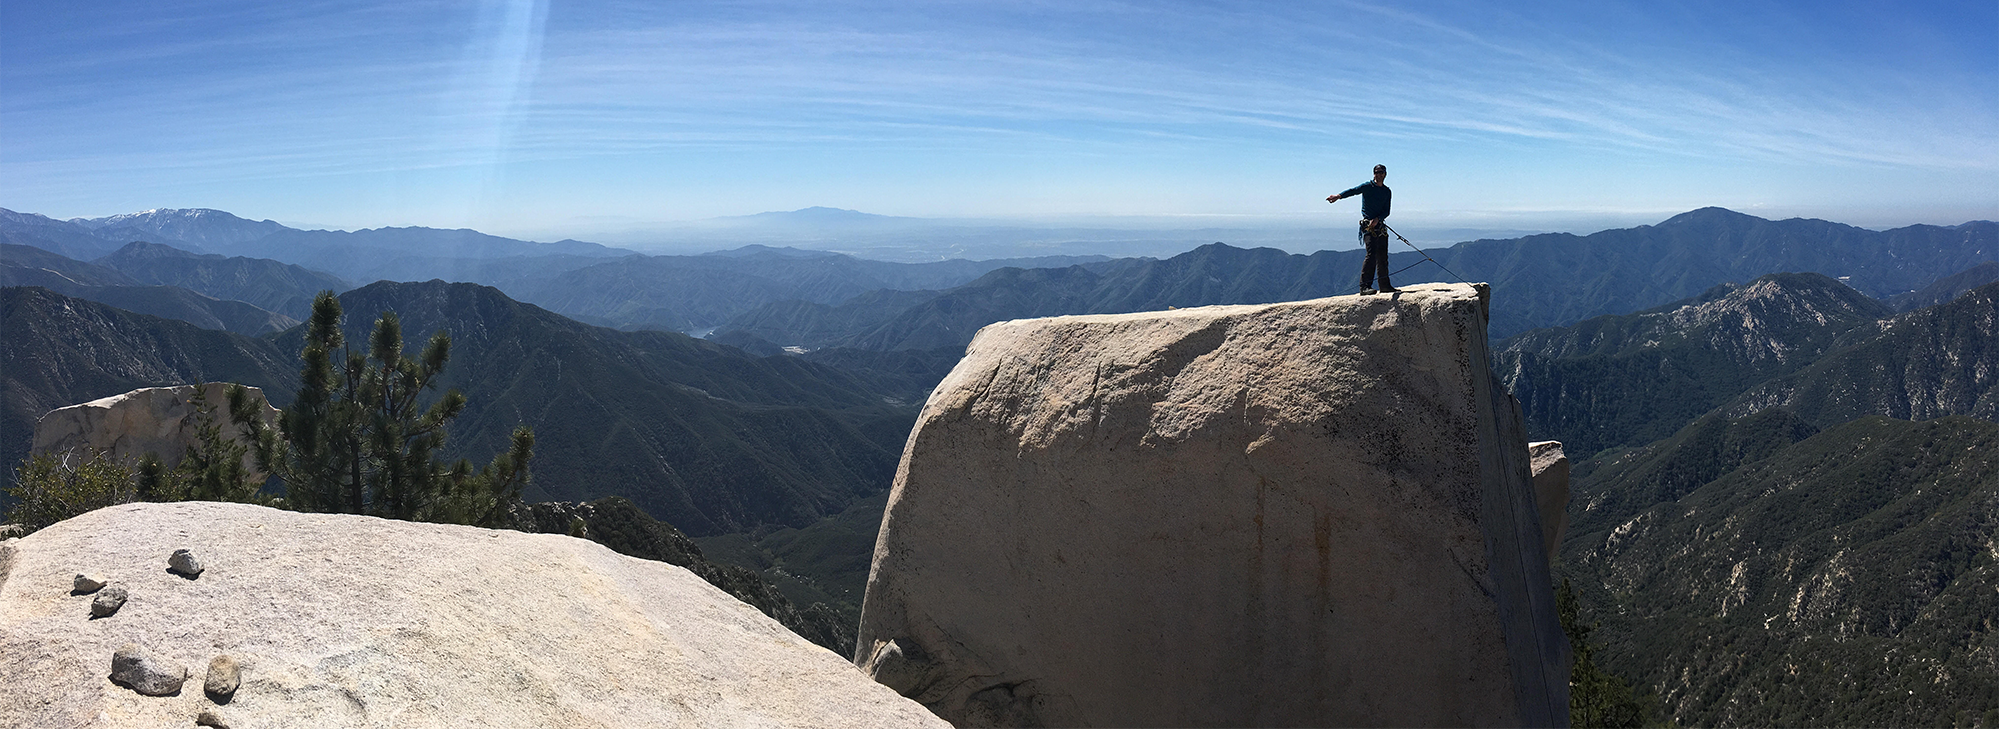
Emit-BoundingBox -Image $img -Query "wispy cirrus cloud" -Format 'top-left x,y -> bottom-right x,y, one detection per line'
1,0 -> 1991,228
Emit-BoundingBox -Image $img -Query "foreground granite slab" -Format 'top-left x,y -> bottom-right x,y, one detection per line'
0,501 -> 947,728
856,283 -> 1569,727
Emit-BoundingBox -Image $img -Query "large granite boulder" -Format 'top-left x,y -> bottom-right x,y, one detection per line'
0,502 -> 947,728
856,283 -> 1569,727
30,383 -> 278,478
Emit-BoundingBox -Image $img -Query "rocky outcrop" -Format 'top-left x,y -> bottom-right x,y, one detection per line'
0,502 -> 947,728
30,383 -> 278,476
856,283 -> 1569,727
1529,441 -> 1570,562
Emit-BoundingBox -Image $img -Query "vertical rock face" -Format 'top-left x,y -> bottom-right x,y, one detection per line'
856,283 -> 1569,728
30,383 -> 277,477
1529,441 -> 1571,562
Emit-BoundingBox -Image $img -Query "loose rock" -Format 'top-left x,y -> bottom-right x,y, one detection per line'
72,573 -> 107,594
196,708 -> 230,728
88,586 -> 127,618
167,549 -> 203,578
204,655 -> 240,702
108,643 -> 186,696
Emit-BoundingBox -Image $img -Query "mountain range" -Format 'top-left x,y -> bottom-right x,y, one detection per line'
1566,414 -> 1999,727
711,208 -> 1997,351
1536,279 -> 1999,726
1494,272 -> 1893,458
0,207 -> 631,286
7,202 -> 1999,724
1,280 -> 920,537
11,205 -> 1992,348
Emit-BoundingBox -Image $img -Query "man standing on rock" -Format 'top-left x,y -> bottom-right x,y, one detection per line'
1327,164 -> 1395,294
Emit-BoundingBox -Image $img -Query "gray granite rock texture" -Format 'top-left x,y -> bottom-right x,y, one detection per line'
1528,441 -> 1572,563
0,502 -> 948,728
30,383 -> 278,479
855,283 -> 1570,727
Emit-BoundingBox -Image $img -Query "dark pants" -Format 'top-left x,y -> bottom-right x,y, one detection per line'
1358,221 -> 1391,291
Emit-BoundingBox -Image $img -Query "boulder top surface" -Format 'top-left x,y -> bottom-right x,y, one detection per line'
0,501 -> 946,729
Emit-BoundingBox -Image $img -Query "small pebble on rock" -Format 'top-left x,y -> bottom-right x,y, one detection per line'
204,654 -> 241,702
196,708 -> 230,728
72,573 -> 107,594
168,549 -> 204,578
109,643 -> 186,696
89,585 -> 128,618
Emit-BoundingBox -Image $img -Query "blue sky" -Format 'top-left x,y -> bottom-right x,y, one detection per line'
3,0 -> 1993,243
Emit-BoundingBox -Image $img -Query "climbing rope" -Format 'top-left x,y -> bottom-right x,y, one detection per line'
1382,223 -> 1469,285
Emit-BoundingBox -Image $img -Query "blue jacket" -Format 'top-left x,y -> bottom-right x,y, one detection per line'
1339,181 -> 1392,221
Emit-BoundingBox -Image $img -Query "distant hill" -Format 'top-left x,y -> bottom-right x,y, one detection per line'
1723,280 -> 1999,427
1493,272 -> 1891,457
507,247 -> 1113,332
1889,260 -> 1999,312
0,209 -> 125,260
94,241 -> 351,319
0,243 -> 137,287
2,244 -> 299,335
1,282 -> 918,536
1427,209 -> 1996,335
71,208 -> 289,251
0,207 -> 634,287
1562,415 -> 1999,727
281,281 -> 916,535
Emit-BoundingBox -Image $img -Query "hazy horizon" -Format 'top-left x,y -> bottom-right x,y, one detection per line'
15,201 -> 1990,264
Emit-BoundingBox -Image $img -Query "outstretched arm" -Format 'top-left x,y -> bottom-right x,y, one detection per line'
1328,182 -> 1371,203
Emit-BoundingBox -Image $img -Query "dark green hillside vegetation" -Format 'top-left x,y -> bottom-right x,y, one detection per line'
1495,272 -> 1888,457
1566,407 -> 1820,541
1725,280 -> 1999,428
291,281 -> 914,535
0,287 -> 298,493
797,346 -> 966,407
95,241 -> 352,319
1566,416 -> 1999,727
727,244 -> 1358,352
506,246 -> 1114,333
4,244 -> 305,335
1,243 -> 138,286
1891,261 -> 1999,312
510,496 -> 854,655
717,288 -> 943,349
694,489 -> 890,632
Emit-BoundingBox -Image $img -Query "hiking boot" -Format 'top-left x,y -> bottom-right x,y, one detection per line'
1358,288 -> 1377,295
1379,287 -> 1399,294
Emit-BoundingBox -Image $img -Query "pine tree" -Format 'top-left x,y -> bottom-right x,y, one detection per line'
1559,579 -> 1662,728
134,383 -> 261,503
234,291 -> 533,526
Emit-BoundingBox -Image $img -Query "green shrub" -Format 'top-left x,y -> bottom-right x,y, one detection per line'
4,450 -> 138,533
